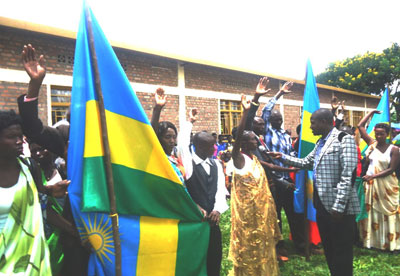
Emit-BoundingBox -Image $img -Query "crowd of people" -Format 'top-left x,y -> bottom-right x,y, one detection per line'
1,43 -> 399,276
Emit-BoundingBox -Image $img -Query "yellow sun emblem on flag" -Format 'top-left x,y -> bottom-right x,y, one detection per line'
78,214 -> 115,264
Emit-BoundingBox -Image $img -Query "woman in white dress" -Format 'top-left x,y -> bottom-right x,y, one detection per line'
358,110 -> 400,251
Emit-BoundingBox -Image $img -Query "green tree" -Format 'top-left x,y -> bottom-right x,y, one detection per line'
316,43 -> 400,120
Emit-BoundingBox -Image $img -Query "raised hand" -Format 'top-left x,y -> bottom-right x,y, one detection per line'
279,81 -> 294,94
22,44 -> 46,84
339,100 -> 346,111
371,109 -> 382,115
189,108 -> 198,123
154,87 -> 166,108
255,77 -> 271,96
241,94 -> 251,110
331,96 -> 340,110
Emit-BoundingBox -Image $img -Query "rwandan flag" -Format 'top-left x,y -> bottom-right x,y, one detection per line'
359,88 -> 390,154
393,133 -> 400,145
67,4 -> 208,275
293,60 -> 321,245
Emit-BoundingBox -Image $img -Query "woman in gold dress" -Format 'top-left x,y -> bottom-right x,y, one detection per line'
229,95 -> 281,276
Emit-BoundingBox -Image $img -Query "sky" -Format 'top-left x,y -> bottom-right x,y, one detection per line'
2,0 -> 399,80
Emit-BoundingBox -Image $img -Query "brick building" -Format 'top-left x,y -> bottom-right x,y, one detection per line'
0,17 -> 380,137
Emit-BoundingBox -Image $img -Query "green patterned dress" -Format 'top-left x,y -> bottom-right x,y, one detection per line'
0,158 -> 52,275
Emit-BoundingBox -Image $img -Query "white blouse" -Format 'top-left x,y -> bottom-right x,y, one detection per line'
0,173 -> 25,232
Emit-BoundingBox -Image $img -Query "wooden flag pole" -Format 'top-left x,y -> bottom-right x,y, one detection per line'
85,7 -> 122,276
303,173 -> 310,261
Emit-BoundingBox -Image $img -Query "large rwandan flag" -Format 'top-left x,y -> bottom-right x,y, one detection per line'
293,60 -> 320,244
359,87 -> 390,154
67,3 -> 208,275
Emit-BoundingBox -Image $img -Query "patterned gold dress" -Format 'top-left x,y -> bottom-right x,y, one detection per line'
360,144 -> 400,251
229,155 -> 281,276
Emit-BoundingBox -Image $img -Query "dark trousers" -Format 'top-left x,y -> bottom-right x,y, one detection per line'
207,225 -> 222,276
315,194 -> 355,276
274,182 -> 306,251
60,197 -> 90,276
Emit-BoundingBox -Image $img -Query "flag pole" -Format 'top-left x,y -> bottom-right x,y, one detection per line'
303,174 -> 310,261
85,7 -> 122,276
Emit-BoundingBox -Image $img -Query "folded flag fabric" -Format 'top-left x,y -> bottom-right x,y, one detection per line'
67,3 -> 208,275
393,133 -> 400,145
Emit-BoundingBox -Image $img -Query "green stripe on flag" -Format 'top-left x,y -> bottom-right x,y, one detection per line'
82,156 -> 110,211
176,221 -> 209,276
82,157 -> 202,221
299,140 -> 316,158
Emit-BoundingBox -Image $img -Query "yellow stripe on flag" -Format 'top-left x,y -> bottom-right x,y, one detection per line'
83,100 -> 181,184
360,131 -> 375,153
84,100 -> 104,157
137,216 -> 178,276
301,110 -> 320,144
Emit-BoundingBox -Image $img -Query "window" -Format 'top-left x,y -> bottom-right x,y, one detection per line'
51,86 -> 71,125
352,111 -> 364,127
220,100 -> 242,135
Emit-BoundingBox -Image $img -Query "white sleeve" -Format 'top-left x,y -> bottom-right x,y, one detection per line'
177,121 -> 194,180
212,161 -> 229,214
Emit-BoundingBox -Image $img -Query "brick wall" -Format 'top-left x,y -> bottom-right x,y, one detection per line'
116,48 -> 178,86
0,81 -> 47,123
0,26 -> 178,86
366,97 -> 380,108
184,63 -> 266,94
136,91 -> 180,128
185,96 -> 219,133
0,26 -> 75,76
333,91 -> 365,108
284,105 -> 301,135
0,26 -> 380,132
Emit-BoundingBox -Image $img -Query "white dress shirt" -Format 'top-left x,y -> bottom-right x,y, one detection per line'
177,121 -> 229,214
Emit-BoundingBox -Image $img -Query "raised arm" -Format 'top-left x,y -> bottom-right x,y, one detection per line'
19,44 -> 66,158
261,81 -> 293,122
357,110 -> 381,146
177,108 -> 198,180
151,87 -> 166,133
22,44 -> 46,99
245,77 -> 271,130
232,95 -> 251,170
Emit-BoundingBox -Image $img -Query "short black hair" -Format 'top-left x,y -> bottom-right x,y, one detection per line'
374,123 -> 390,134
157,121 -> 177,140
312,108 -> 333,122
193,131 -> 212,147
0,110 -> 21,133
242,130 -> 254,142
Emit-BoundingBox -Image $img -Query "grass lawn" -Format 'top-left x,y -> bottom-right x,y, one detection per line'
220,206 -> 400,276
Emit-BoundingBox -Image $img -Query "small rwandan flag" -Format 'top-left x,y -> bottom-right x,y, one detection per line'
393,133 -> 400,145
67,3 -> 208,275
294,60 -> 321,244
359,88 -> 390,154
